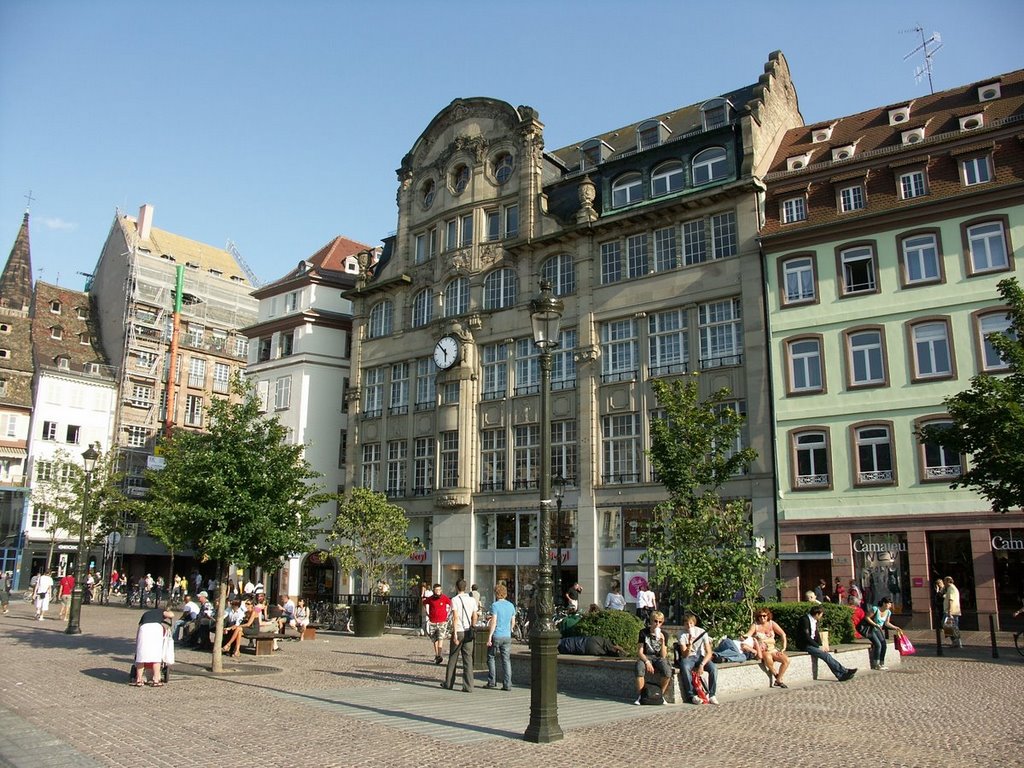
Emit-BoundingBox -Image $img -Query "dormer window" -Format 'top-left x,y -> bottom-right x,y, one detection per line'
230,275 -> 244,282
959,113 -> 984,131
76,307 -> 87,320
50,300 -> 61,314
787,152 -> 812,171
832,143 -> 857,161
185,261 -> 199,269
580,139 -> 612,170
56,356 -> 70,370
700,98 -> 732,130
888,105 -> 912,126
50,326 -> 63,340
812,125 -> 835,143
345,258 -> 359,274
901,127 -> 926,145
208,268 -> 223,277
160,253 -> 175,262
978,82 -> 1001,102
637,120 -> 670,151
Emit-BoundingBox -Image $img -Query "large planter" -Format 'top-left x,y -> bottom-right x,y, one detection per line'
352,602 -> 388,637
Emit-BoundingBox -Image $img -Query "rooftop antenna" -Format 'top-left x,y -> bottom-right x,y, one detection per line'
902,26 -> 943,94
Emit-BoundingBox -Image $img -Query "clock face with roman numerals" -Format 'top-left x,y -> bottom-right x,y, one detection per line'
433,335 -> 460,370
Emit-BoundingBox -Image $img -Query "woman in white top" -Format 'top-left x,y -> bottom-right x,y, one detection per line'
604,581 -> 627,611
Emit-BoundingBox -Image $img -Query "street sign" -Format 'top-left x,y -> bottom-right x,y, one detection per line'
147,456 -> 166,470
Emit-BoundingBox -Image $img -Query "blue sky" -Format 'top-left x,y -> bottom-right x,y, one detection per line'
1,1 -> 1021,290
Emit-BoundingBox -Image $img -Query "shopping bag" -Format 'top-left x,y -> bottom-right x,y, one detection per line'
895,633 -> 915,656
691,670 -> 709,704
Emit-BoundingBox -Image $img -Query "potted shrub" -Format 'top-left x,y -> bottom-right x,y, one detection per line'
328,488 -> 412,637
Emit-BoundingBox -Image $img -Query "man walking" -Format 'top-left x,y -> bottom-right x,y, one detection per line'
2,571 -> 12,615
34,569 -> 54,620
485,583 -> 515,691
797,604 -> 857,682
442,579 -> 479,693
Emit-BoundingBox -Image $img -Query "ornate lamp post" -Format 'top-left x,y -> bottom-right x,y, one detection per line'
524,280 -> 564,743
66,442 -> 99,635
553,474 -> 566,604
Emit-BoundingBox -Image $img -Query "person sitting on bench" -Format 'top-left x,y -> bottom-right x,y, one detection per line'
557,635 -> 626,656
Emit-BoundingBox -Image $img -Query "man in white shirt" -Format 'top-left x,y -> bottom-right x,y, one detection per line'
34,569 -> 54,620
442,579 -> 479,693
797,604 -> 856,681
678,611 -> 719,705
172,595 -> 200,642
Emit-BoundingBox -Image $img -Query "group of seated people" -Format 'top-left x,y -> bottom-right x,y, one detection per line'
172,591 -> 310,654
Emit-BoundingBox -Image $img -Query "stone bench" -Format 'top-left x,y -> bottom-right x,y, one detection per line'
509,640 -> 896,704
244,631 -> 280,656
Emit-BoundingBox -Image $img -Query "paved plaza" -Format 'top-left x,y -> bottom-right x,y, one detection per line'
0,598 -> 1021,767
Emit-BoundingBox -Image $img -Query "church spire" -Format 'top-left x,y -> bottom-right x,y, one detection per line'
0,212 -> 34,313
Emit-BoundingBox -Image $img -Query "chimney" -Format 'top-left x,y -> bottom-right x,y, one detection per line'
137,203 -> 154,241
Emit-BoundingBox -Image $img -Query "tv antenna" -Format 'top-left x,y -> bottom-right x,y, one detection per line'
902,26 -> 943,94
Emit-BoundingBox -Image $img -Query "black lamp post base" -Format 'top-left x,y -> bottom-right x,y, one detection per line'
65,588 -> 84,635
524,628 -> 564,743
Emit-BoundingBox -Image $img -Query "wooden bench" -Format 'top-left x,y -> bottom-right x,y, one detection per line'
247,631 -> 279,656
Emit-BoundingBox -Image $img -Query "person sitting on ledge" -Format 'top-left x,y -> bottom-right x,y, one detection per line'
557,635 -> 627,656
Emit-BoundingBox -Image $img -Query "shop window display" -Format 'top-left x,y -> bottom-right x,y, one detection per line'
851,533 -> 911,614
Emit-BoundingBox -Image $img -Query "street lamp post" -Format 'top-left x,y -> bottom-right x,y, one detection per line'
553,475 -> 565,605
66,443 -> 99,635
524,280 -> 564,744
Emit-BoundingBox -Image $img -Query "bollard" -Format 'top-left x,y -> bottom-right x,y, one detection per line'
990,614 -> 999,659
936,626 -> 943,657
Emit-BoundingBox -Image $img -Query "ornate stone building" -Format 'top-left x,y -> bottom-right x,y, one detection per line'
347,52 -> 803,609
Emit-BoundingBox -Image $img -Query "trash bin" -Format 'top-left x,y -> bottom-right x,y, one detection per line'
472,624 -> 489,671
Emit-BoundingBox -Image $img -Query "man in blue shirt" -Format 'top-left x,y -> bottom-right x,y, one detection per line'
485,583 -> 516,691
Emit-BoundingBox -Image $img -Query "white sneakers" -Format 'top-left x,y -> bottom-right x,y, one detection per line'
708,696 -> 720,705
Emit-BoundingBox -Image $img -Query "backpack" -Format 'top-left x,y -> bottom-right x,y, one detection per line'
639,683 -> 664,705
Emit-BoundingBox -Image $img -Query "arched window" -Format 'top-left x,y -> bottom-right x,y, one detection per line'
367,300 -> 393,338
421,179 -> 435,209
651,161 -> 684,196
692,147 -> 727,185
541,254 -> 576,297
411,289 -> 433,328
443,278 -> 469,317
493,153 -> 514,184
611,172 -> 643,208
451,165 -> 470,195
483,268 -> 518,310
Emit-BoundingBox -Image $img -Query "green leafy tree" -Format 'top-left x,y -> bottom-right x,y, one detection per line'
921,277 -> 1024,513
645,375 -> 777,635
143,377 -> 332,672
328,487 -> 412,603
30,447 -> 127,572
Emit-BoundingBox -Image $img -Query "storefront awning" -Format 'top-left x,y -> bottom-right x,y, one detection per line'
0,446 -> 26,458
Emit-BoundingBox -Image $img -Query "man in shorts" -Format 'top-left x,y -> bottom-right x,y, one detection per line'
422,583 -> 452,665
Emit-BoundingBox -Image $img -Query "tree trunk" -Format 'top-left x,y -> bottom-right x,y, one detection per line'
211,560 -> 228,674
165,549 -> 176,609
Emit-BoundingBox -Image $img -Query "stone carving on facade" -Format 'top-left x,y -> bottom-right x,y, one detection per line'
478,243 -> 504,266
343,386 -> 360,405
446,318 -> 476,342
449,248 -> 472,275
436,491 -> 470,509
574,344 -> 600,365
576,175 -> 599,224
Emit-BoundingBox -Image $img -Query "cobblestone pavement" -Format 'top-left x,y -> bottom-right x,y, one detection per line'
1,599 -> 1021,767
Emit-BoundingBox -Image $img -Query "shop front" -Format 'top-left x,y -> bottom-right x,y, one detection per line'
781,513 -> 1024,630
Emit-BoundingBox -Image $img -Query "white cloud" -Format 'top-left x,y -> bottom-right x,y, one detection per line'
40,217 -> 76,231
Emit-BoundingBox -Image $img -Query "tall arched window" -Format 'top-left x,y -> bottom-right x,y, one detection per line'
443,278 -> 469,317
692,147 -> 727,185
367,300 -> 393,338
483,268 -> 518,309
411,288 -> 433,328
541,253 -> 576,297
